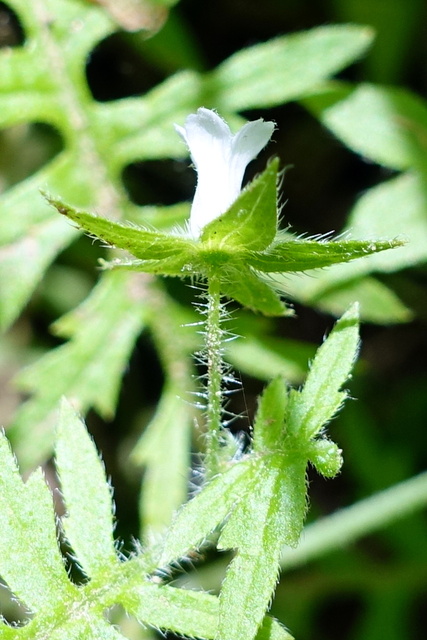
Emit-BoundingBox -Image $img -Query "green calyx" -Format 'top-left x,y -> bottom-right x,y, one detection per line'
47,158 -> 403,316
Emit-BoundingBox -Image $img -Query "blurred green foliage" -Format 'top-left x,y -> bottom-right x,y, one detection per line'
0,0 -> 426,639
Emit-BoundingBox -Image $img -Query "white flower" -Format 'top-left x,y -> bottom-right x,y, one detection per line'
175,108 -> 275,238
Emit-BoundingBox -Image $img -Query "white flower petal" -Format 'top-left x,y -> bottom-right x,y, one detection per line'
176,107 -> 274,238
231,119 -> 276,168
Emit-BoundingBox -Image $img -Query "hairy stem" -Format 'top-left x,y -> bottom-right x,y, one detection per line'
204,274 -> 224,478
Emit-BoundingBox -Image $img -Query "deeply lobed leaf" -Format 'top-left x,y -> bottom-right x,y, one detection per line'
0,432 -> 77,615
9,271 -> 146,468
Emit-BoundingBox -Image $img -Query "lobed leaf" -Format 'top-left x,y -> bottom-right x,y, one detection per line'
0,431 -> 77,615
123,581 -> 294,640
286,304 -> 360,440
55,399 -> 119,578
217,456 -> 306,640
0,12 -> 380,332
1,410 -> 293,640
10,271 -> 146,468
160,458 -> 256,566
275,170 -> 425,322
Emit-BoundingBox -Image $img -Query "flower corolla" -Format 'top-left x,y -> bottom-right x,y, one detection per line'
175,108 -> 275,238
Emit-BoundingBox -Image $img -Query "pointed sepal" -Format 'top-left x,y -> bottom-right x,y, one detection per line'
201,159 -> 279,251
220,265 -> 291,316
248,236 -> 405,273
46,194 -> 196,262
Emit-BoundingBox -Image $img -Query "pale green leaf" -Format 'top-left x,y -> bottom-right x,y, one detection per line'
252,377 -> 288,453
160,459 -> 256,566
213,25 -> 374,110
0,431 -> 77,613
201,159 -> 279,251
131,385 -> 192,540
217,467 -> 284,640
275,171 -> 425,322
92,70 -> 203,167
307,438 -> 343,478
10,271 -> 145,468
320,84 -> 427,170
286,304 -> 360,440
226,335 -> 315,383
345,172 -> 427,270
40,616 -> 129,640
0,1 -> 202,332
0,217 -> 76,331
299,275 -> 412,324
103,254 -> 199,277
123,581 -> 293,640
55,399 -> 119,577
218,456 -> 306,640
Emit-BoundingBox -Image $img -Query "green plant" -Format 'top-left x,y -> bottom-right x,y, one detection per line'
1,2 -> 427,639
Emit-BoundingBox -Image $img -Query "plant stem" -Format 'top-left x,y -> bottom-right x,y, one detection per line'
204,273 -> 224,478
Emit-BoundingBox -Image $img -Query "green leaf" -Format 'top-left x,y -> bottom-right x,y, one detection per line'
0,417 -> 294,639
131,384 -> 192,539
307,438 -> 343,478
252,377 -> 288,453
0,0 -> 203,333
104,254 -> 199,277
220,266 -> 289,316
286,304 -> 360,440
160,458 -> 256,566
300,275 -> 412,324
55,398 -> 119,578
319,84 -> 427,171
201,159 -> 279,251
226,334 -> 315,383
10,271 -> 145,468
0,215 -> 77,331
247,237 -> 404,273
212,25 -> 374,110
0,0 -> 115,331
48,195 -> 196,261
0,430 -> 77,614
122,580 -> 294,640
217,456 -> 306,640
345,172 -> 427,270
